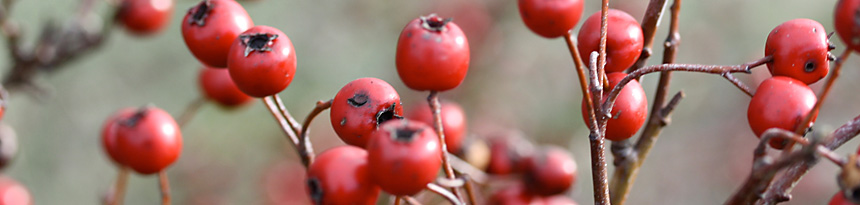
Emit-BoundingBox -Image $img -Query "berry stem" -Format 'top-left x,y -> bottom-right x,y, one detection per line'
627,0 -> 670,73
158,171 -> 171,205
563,32 -> 597,131
262,96 -> 307,166
446,152 -> 488,184
591,1 -> 612,202
426,183 -> 463,205
402,196 -> 421,205
298,99 -> 332,166
781,49 -> 852,154
108,166 -> 129,205
177,97 -> 206,128
427,91 -> 462,203
272,94 -> 303,134
394,196 -> 401,205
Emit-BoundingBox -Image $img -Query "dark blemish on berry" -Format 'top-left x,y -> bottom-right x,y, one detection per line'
307,178 -> 324,204
239,33 -> 278,57
804,60 -> 816,73
420,14 -> 452,32
340,118 -> 346,126
347,93 -> 369,107
393,127 -> 419,142
376,103 -> 403,127
188,0 -> 211,26
121,106 -> 151,127
406,32 -> 412,38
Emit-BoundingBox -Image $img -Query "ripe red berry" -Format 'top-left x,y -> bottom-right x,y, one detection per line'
517,0 -> 584,38
306,146 -> 380,205
765,19 -> 831,85
227,25 -> 297,97
835,0 -> 860,53
102,108 -> 136,165
198,66 -> 253,107
489,184 -> 541,205
330,78 -> 403,148
581,72 -> 648,141
113,106 -> 183,174
522,146 -> 577,196
117,0 -> 173,35
367,119 -> 441,196
577,9 -> 644,73
486,132 -> 533,175
0,175 -> 31,205
396,14 -> 470,91
182,0 -> 254,68
747,76 -> 817,149
407,100 -> 467,153
831,191 -> 860,205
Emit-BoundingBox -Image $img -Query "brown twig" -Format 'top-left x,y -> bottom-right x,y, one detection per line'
427,91 -> 462,202
272,94 -> 303,135
108,166 -> 129,205
402,196 -> 422,205
726,135 -> 819,205
564,32 -> 597,130
446,152 -> 488,184
585,50 -> 610,205
296,99 -> 332,166
608,0 -> 681,203
600,56 -> 771,117
262,97 -> 304,164
394,196 -> 401,205
176,97 -> 206,128
462,175 -> 478,205
426,183 -> 464,205
628,0 -> 669,72
158,171 -> 171,205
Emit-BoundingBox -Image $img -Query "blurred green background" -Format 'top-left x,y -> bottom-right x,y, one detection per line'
1,0 -> 859,204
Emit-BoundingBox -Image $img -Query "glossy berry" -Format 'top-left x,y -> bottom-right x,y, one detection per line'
396,14 -> 470,91
577,9 -> 644,73
367,119 -> 441,196
581,72 -> 648,141
522,146 -> 577,196
117,0 -> 173,35
831,191 -> 860,205
0,176 -> 31,205
0,123 -> 16,170
765,19 -> 831,85
836,0 -> 860,53
113,106 -> 183,174
747,77 -> 817,149
517,0 -> 584,38
102,108 -> 136,165
306,146 -> 380,205
182,0 -> 254,68
488,184 -> 540,205
227,25 -> 297,97
407,100 -> 467,153
198,66 -> 253,107
330,78 -> 403,148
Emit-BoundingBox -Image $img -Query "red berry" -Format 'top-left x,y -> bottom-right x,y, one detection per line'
489,184 -> 541,205
306,146 -> 380,205
330,78 -> 403,148
577,9 -> 644,73
581,72 -> 648,141
407,100 -> 467,153
198,66 -> 253,107
396,14 -> 470,91
102,108 -> 136,165
831,191 -> 860,205
486,133 -> 533,175
522,146 -> 577,196
367,119 -> 441,196
0,175 -> 31,205
117,0 -> 173,35
227,26 -> 297,97
113,106 -> 183,174
182,0 -> 254,68
747,77 -> 817,149
835,0 -> 860,53
517,0 -> 584,38
765,19 -> 831,85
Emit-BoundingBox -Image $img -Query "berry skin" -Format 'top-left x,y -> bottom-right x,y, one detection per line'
0,175 -> 31,205
747,77 -> 817,149
406,100 -> 467,153
517,0 -> 584,38
835,0 -> 860,53
522,146 -> 577,196
396,14 -> 470,91
306,146 -> 380,205
488,184 -> 541,205
227,26 -> 297,97
765,19 -> 831,85
330,78 -> 403,148
831,191 -> 860,205
117,0 -> 173,35
581,72 -> 648,141
102,108 -> 137,165
182,0 -> 254,68
198,66 -> 253,107
113,106 -> 183,174
367,119 -> 441,196
577,9 -> 644,73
